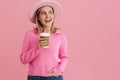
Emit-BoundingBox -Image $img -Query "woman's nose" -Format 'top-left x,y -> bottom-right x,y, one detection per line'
46,13 -> 50,18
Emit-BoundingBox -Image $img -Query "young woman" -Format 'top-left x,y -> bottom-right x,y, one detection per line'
20,0 -> 68,80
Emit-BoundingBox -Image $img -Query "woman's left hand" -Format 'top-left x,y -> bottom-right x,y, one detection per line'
48,70 -> 58,77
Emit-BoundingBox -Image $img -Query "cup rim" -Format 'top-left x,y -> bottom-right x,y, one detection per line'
39,32 -> 50,36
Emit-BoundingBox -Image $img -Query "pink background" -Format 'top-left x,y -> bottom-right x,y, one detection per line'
0,0 -> 120,80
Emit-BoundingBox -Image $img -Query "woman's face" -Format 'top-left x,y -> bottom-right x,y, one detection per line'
38,6 -> 54,28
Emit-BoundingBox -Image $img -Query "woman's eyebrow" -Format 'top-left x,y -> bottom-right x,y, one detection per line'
41,11 -> 46,13
49,10 -> 53,12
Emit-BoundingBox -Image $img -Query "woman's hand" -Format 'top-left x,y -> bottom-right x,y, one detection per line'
48,70 -> 58,77
37,37 -> 47,48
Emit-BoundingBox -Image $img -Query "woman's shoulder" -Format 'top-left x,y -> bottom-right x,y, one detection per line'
24,29 -> 35,36
55,30 -> 67,38
55,30 -> 63,35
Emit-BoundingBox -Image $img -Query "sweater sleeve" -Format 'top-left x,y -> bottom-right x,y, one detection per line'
20,31 -> 40,64
53,33 -> 68,74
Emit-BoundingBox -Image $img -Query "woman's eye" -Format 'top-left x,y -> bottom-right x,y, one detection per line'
41,12 -> 46,15
49,11 -> 53,14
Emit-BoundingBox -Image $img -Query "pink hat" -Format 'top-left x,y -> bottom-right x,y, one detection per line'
28,0 -> 62,23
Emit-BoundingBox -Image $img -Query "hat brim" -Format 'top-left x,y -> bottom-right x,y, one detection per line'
28,1 -> 62,23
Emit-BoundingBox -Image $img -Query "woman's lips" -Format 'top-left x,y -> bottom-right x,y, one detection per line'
45,18 -> 52,22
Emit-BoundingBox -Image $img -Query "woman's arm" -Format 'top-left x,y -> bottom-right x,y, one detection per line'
20,31 -> 40,64
50,33 -> 68,76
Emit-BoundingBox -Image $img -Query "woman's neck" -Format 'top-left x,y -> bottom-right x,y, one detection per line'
37,28 -> 52,34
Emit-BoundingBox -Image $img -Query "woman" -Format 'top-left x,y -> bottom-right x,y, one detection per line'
20,0 -> 68,80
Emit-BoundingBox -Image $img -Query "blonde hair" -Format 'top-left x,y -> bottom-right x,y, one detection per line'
34,5 -> 60,33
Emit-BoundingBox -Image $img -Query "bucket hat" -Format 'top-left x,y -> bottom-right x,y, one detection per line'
28,0 -> 62,23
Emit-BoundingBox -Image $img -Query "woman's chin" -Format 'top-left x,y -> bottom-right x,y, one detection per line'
44,24 -> 52,27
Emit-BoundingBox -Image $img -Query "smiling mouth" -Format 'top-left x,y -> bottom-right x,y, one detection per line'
45,18 -> 52,23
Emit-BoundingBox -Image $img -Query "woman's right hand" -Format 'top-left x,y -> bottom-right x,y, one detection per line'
37,37 -> 47,48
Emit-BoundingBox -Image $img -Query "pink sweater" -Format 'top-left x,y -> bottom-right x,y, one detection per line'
20,29 -> 68,76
